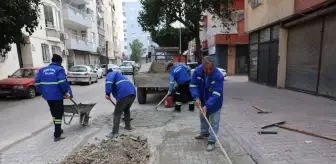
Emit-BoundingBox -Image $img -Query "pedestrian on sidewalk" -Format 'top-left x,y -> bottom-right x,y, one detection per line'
189,56 -> 224,151
35,54 -> 73,142
105,68 -> 136,139
166,62 -> 194,112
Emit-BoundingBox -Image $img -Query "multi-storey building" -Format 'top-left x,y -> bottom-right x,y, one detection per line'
62,0 -> 99,67
189,0 -> 249,75
0,0 -> 68,79
245,0 -> 336,99
122,0 -> 151,58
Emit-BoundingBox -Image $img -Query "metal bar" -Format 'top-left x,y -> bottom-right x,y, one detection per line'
316,17 -> 325,94
64,114 -> 79,117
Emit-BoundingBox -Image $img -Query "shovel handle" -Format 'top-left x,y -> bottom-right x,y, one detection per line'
109,99 -> 116,106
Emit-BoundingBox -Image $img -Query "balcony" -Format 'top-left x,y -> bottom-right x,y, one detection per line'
45,25 -> 61,42
63,5 -> 92,29
70,0 -> 90,5
65,34 -> 95,52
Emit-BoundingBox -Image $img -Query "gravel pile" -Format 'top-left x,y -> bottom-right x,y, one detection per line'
61,134 -> 150,164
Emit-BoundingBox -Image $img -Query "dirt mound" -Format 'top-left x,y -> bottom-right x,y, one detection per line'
61,134 -> 150,164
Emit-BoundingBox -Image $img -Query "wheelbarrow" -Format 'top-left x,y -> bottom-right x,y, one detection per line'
63,98 -> 96,127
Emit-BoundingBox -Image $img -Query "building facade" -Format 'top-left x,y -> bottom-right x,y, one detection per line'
245,0 -> 336,99
122,0 -> 151,58
197,0 -> 249,75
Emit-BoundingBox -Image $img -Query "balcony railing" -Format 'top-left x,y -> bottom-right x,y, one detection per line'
65,34 -> 95,52
98,27 -> 105,36
63,4 -> 92,28
45,24 -> 61,41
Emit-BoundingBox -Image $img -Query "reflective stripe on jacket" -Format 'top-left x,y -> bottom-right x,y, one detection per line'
105,72 -> 136,101
189,65 -> 224,114
35,63 -> 72,100
168,64 -> 191,92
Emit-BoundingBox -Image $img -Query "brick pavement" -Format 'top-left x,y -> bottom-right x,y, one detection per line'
221,79 -> 336,164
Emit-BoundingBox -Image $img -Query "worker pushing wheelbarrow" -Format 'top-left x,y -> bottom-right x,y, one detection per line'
63,98 -> 96,127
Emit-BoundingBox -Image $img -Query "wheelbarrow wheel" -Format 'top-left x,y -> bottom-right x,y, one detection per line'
80,113 -> 89,127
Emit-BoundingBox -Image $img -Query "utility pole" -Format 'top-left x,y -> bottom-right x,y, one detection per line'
179,22 -> 182,55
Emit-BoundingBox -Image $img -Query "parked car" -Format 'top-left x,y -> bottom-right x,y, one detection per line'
0,67 -> 40,98
190,67 -> 228,81
108,64 -> 122,73
67,65 -> 99,85
89,64 -> 103,79
120,61 -> 135,75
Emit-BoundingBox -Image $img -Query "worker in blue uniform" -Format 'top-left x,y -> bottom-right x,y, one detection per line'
166,63 -> 194,112
189,56 -> 224,151
105,68 -> 136,138
35,54 -> 73,142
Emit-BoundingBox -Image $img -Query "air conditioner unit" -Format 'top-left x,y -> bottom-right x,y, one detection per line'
62,49 -> 69,56
60,33 -> 68,40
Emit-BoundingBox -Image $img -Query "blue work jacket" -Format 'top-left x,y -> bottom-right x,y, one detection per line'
35,63 -> 73,100
189,65 -> 224,114
168,64 -> 191,92
105,71 -> 136,101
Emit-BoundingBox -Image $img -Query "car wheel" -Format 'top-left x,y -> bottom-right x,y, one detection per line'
87,78 -> 92,85
27,86 -> 36,98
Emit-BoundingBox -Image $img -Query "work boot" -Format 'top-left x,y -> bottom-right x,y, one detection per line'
122,118 -> 133,122
189,104 -> 195,111
125,126 -> 135,131
106,133 -> 118,139
174,105 -> 181,112
195,133 -> 210,139
60,129 -> 64,134
54,136 -> 65,142
206,141 -> 216,151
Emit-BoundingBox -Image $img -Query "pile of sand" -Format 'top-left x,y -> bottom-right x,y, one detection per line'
61,134 -> 150,164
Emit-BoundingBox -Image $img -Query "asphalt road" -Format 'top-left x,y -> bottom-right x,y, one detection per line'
0,75 -> 133,151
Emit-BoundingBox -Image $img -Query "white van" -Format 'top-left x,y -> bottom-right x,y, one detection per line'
120,61 -> 135,75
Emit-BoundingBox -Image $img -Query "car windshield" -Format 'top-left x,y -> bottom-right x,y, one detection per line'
69,66 -> 87,72
121,62 -> 132,66
88,65 -> 95,69
11,69 -> 37,78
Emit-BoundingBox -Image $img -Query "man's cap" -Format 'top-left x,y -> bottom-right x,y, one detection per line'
51,54 -> 63,62
166,63 -> 174,70
107,68 -> 113,73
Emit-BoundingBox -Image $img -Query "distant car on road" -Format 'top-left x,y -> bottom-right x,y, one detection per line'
190,66 -> 228,81
0,67 -> 40,98
89,64 -> 103,79
108,64 -> 122,73
67,65 -> 99,85
120,61 -> 135,75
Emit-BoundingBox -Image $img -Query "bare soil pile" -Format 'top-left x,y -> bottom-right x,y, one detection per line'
61,134 -> 150,164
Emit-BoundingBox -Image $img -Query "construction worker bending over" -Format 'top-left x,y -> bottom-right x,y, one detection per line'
105,68 -> 136,139
35,54 -> 73,142
189,56 -> 224,151
166,63 -> 194,112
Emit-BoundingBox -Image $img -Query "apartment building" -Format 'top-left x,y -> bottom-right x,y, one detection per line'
62,0 -> 100,67
190,0 -> 249,75
245,0 -> 336,99
0,0 -> 68,80
122,0 -> 151,58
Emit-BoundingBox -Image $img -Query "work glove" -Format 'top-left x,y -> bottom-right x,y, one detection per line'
64,93 -> 71,99
195,99 -> 201,108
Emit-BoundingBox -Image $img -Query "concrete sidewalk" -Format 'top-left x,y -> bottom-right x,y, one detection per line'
222,79 -> 336,164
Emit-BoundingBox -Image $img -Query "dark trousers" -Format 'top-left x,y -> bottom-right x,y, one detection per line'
112,95 -> 136,134
175,82 -> 194,111
47,100 -> 64,138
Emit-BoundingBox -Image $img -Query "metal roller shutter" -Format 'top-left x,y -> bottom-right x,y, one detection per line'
318,14 -> 336,98
286,18 -> 323,92
75,53 -> 85,65
258,43 -> 270,84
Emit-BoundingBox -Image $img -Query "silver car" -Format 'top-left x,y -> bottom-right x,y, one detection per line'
67,65 -> 99,85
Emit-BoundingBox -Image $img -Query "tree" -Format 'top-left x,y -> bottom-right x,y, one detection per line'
0,0 -> 41,55
138,0 -> 234,63
150,26 -> 193,53
129,39 -> 143,63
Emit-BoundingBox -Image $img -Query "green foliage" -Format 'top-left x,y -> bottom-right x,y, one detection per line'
138,0 -> 234,62
129,39 -> 143,63
0,0 -> 41,55
150,26 -> 192,52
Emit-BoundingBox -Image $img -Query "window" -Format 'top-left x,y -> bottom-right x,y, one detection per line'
123,29 -> 127,32
123,12 -> 126,16
122,2 -> 125,6
250,0 -> 262,8
123,20 -> 126,24
91,32 -> 95,42
57,11 -> 61,30
43,5 -> 54,28
52,45 -> 61,55
124,46 -> 127,49
124,38 -> 127,41
41,44 -> 51,63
